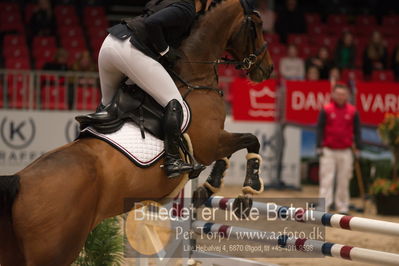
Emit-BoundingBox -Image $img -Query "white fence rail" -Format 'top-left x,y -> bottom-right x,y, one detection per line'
0,69 -> 100,110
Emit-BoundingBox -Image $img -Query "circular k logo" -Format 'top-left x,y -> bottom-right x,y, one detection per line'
0,117 -> 36,149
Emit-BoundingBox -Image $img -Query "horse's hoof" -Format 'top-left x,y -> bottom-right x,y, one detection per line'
233,195 -> 253,218
192,186 -> 212,208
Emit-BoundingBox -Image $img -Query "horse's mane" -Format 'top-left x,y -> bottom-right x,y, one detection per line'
207,0 -> 225,11
188,0 -> 236,43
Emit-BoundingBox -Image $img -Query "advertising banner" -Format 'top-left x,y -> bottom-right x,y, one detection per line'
0,110 -> 84,175
285,81 -> 332,126
231,78 -> 276,122
0,111 -> 301,188
356,82 -> 399,126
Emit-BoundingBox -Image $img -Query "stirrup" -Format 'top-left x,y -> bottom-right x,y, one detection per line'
164,159 -> 194,178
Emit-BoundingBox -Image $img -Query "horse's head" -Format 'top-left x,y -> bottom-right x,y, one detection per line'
226,0 -> 274,82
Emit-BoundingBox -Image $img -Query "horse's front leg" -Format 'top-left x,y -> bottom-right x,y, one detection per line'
193,131 -> 264,207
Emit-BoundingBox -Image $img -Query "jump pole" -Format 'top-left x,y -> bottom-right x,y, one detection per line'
192,221 -> 399,266
205,196 -> 399,237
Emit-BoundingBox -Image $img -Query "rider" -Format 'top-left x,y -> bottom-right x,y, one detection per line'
80,0 -> 211,178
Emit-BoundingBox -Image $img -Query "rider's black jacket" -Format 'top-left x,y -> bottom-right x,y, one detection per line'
108,0 -> 196,60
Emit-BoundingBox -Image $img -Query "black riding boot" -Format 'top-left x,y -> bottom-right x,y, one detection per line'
163,99 -> 193,178
75,102 -> 118,124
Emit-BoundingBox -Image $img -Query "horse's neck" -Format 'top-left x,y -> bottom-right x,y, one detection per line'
179,0 -> 242,86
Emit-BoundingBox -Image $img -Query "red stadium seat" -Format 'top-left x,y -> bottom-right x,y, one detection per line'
61,37 -> 87,50
54,5 -> 77,17
356,15 -> 377,26
85,17 -> 108,28
59,26 -> 84,39
3,34 -> 26,47
56,15 -> 79,27
305,13 -> 321,25
3,46 -> 29,59
326,25 -> 354,36
24,3 -> 37,23
372,70 -> 395,82
7,74 -> 31,109
76,86 -> 101,110
5,58 -> 31,70
354,25 -> 376,38
33,36 -> 57,50
263,33 -> 280,44
313,35 -> 338,48
0,13 -> 24,32
327,14 -> 348,26
382,15 -> 399,27
379,27 -> 396,38
84,6 -> 106,18
342,69 -> 364,82
33,37 -> 57,59
34,48 -> 57,69
308,24 -> 326,35
299,45 -> 319,58
287,34 -> 309,46
269,44 -> 287,57
87,26 -> 108,40
35,58 -> 52,69
41,85 -> 67,110
90,37 -> 105,53
65,48 -> 86,65
0,2 -> 19,15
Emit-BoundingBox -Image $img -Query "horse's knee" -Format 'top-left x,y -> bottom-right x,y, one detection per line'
246,134 -> 260,154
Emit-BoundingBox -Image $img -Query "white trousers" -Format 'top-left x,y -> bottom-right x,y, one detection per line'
319,147 -> 353,213
98,34 -> 183,107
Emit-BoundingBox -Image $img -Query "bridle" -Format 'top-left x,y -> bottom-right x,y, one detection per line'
225,0 -> 268,72
170,0 -> 270,98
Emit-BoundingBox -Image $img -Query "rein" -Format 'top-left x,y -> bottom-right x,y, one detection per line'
167,68 -> 224,99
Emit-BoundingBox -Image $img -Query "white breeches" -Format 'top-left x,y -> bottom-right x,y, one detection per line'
319,147 -> 353,213
98,34 -> 183,107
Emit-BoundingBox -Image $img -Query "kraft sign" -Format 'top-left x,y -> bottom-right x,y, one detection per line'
0,110 -> 86,175
1,117 -> 36,149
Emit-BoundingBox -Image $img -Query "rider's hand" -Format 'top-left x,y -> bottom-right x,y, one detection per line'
161,47 -> 181,68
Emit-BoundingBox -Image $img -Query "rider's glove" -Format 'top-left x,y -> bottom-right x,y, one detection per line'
161,47 -> 181,68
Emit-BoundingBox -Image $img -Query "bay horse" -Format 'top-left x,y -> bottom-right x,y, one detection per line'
0,0 -> 273,265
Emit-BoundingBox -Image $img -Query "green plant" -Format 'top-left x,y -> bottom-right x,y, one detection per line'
377,113 -> 399,180
369,178 -> 399,196
74,217 -> 124,266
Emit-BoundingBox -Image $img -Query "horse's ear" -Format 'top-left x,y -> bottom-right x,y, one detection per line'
247,0 -> 258,9
241,0 -> 257,13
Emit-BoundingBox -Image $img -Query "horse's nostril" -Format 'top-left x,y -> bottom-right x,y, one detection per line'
270,64 -> 274,73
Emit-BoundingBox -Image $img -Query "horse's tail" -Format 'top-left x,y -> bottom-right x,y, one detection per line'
0,175 -> 20,219
0,175 -> 25,264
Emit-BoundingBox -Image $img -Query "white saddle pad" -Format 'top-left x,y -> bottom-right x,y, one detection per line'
80,101 -> 191,167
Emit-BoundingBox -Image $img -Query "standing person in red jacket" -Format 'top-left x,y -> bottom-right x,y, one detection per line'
316,84 -> 361,214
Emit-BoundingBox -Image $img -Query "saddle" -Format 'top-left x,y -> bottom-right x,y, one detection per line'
76,83 -> 166,139
75,83 -> 204,179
